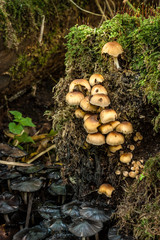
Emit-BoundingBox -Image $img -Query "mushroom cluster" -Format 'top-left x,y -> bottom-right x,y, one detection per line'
65,73 -> 133,152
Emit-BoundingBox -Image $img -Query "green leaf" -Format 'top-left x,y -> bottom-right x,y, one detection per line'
9,122 -> 24,134
19,117 -> 36,127
15,132 -> 35,144
9,111 -> 22,120
48,129 -> 58,137
139,173 -> 145,181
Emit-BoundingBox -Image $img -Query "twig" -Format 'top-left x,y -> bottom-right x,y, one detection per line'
68,0 -> 103,17
0,160 -> 33,167
105,0 -> 114,18
38,15 -> 45,45
123,0 -> 140,14
95,0 -> 107,20
27,144 -> 56,164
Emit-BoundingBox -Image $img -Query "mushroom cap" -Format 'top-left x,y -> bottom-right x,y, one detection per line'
98,183 -> 115,198
75,108 -> 86,118
109,121 -> 120,129
99,123 -> 113,134
84,115 -> 101,134
91,85 -> 108,95
106,132 -> 125,146
48,182 -> 66,196
100,109 -> 117,124
80,207 -> 110,222
61,200 -> 81,218
66,91 -> 84,106
11,177 -> 43,192
38,202 -> 61,220
109,145 -> 122,153
0,143 -> 27,158
120,152 -> 133,163
69,79 -> 91,93
89,74 -> 104,86
43,218 -> 68,232
80,96 -> 97,112
69,217 -> 103,237
90,94 -> 110,108
116,121 -> 133,134
13,226 -> 48,240
86,133 -> 105,145
101,41 -> 123,57
16,164 -> 44,174
83,113 -> 93,122
0,192 -> 21,214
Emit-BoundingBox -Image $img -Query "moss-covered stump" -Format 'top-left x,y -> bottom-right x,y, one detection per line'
51,13 -> 160,204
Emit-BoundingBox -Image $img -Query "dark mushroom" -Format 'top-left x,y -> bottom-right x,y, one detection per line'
61,200 -> 81,218
43,218 -> 68,233
0,192 -> 21,224
48,182 -> 67,204
13,225 -> 48,240
38,201 -> 61,220
0,143 -> 27,158
69,217 -> 103,240
16,164 -> 44,178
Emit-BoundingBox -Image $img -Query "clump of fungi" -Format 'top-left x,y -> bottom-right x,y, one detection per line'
65,73 -> 144,193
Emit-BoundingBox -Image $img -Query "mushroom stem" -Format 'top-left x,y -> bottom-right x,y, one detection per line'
7,179 -> 12,193
95,233 -> 99,240
23,192 -> 28,205
113,57 -> 121,69
4,214 -> 10,224
25,193 -> 34,228
82,237 -> 86,240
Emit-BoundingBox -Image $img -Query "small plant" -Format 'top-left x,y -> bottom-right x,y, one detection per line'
9,110 -> 36,145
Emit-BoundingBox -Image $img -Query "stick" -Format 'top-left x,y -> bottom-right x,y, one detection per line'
38,15 -> 45,45
0,160 -> 33,167
27,144 -> 56,164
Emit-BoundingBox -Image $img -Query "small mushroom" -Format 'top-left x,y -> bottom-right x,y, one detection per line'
80,96 -> 97,112
99,123 -> 113,135
69,79 -> 91,93
89,74 -> 104,86
116,121 -> 133,134
109,145 -> 122,153
38,201 -> 61,220
0,192 -> 21,224
84,115 -> 101,133
91,85 -> 107,95
61,200 -> 81,218
69,217 -> 103,240
106,132 -> 125,146
98,183 -> 115,198
101,41 -> 123,69
48,182 -> 67,204
75,108 -> 86,118
13,225 -> 48,240
83,113 -> 93,122
100,109 -> 117,124
90,94 -> 110,108
66,91 -> 85,105
120,152 -> 133,164
86,133 -> 105,146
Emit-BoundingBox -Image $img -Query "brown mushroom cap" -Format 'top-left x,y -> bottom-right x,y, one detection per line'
69,79 -> 91,93
75,108 -> 86,118
101,41 -> 123,57
89,74 -> 104,86
109,121 -> 120,129
84,115 -> 101,134
83,113 -> 92,122
116,121 -> 133,134
66,92 -> 85,105
91,85 -> 107,96
90,94 -> 110,108
99,123 -> 113,134
109,145 -> 122,153
80,96 -> 97,112
86,133 -> 105,145
120,152 -> 133,163
106,131 -> 125,146
100,109 -> 117,124
98,183 -> 115,198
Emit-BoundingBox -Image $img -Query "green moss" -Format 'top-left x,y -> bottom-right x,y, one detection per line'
65,13 -> 160,130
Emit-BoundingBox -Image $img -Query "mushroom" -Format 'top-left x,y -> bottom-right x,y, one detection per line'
120,152 -> 133,164
13,225 -> 48,240
86,133 -> 105,145
89,74 -> 104,86
0,143 -> 27,158
75,108 -> 86,118
98,183 -> 115,198
109,145 -> 122,153
84,115 -> 101,133
69,217 -> 103,240
61,200 -> 81,218
109,121 -> 120,129
16,164 -> 44,178
116,121 -> 133,134
83,113 -> 93,122
66,91 -> 85,106
43,218 -> 68,234
101,41 -> 123,69
38,201 -> 61,220
91,85 -> 107,95
48,182 -> 67,204
80,96 -> 97,112
106,132 -> 125,146
100,109 -> 117,124
69,79 -> 91,93
90,94 -> 110,108
99,123 -> 113,135
0,192 -> 21,224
